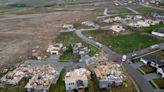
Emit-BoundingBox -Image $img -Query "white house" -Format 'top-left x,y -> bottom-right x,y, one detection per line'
157,68 -> 164,78
152,29 -> 164,37
141,54 -> 164,77
64,68 -> 91,91
137,21 -> 150,27
141,55 -> 164,69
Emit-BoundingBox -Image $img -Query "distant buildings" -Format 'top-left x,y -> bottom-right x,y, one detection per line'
64,68 -> 91,91
152,28 -> 164,37
93,62 -> 124,89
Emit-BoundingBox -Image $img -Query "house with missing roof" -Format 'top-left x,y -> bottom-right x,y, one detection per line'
141,54 -> 164,77
64,68 -> 91,91
110,24 -> 125,33
94,63 -> 123,89
47,43 -> 66,55
152,28 -> 164,37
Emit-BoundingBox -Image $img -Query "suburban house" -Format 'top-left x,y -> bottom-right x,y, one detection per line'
61,24 -> 75,32
63,24 -> 74,29
141,54 -> 164,68
64,68 -> 91,91
113,16 -> 121,22
47,43 -> 66,55
94,62 -> 123,89
152,28 -> 164,37
145,19 -> 160,25
72,43 -> 83,54
110,24 -> 125,33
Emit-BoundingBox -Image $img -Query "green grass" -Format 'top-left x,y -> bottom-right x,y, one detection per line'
0,77 -> 29,92
153,78 -> 164,89
112,7 -> 129,14
49,69 -> 66,92
139,65 -> 156,74
133,5 -> 164,13
59,45 -> 80,61
140,24 -> 164,33
83,30 -> 163,53
56,32 -> 99,59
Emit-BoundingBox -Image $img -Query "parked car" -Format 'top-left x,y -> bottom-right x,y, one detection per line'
122,55 -> 127,62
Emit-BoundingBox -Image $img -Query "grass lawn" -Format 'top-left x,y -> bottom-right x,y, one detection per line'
139,65 -> 156,74
153,78 -> 164,89
140,24 -> 164,33
0,77 -> 29,92
112,7 -> 129,14
83,30 -> 163,53
49,69 -> 66,92
133,5 -> 164,13
86,71 -> 137,92
56,32 -> 99,61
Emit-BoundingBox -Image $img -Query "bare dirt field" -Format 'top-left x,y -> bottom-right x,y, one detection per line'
0,11 -> 92,74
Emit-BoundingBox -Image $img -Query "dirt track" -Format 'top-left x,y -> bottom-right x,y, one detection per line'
0,11 -> 92,73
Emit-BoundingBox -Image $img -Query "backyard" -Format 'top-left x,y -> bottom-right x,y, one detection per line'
139,65 -> 156,74
56,32 -> 99,60
83,30 -> 163,53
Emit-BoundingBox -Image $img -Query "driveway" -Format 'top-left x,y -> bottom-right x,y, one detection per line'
143,73 -> 160,81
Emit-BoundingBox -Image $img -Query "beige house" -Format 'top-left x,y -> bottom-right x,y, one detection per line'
110,24 -> 125,32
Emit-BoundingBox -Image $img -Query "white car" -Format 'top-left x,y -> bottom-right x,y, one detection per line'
122,55 -> 127,62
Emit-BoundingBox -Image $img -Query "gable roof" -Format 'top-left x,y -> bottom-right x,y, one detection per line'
142,54 -> 164,65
